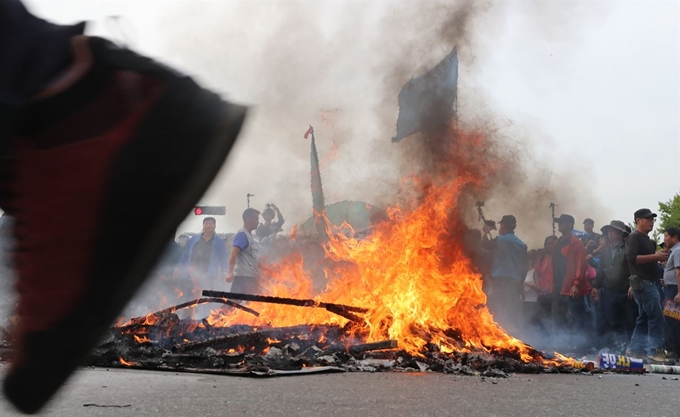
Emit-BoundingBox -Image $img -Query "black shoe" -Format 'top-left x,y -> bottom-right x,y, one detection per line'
3,35 -> 246,414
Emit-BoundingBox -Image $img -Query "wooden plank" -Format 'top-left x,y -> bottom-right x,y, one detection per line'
120,297 -> 260,332
328,340 -> 398,353
201,290 -> 368,313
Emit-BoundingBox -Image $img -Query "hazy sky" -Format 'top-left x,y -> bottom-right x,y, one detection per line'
25,0 -> 680,241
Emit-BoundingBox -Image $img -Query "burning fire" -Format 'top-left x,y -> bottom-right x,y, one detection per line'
203,128 -> 548,363
119,357 -> 134,367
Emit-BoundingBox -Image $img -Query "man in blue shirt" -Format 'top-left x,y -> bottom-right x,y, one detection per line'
227,208 -> 262,294
175,217 -> 229,293
488,215 -> 528,336
581,218 -> 600,255
663,227 -> 680,359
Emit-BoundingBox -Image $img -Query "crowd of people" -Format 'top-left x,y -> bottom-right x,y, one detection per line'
148,203 -> 680,365
148,204 -> 286,308
475,208 -> 680,364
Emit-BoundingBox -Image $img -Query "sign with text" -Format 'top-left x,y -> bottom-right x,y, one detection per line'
598,353 -> 644,372
663,299 -> 680,322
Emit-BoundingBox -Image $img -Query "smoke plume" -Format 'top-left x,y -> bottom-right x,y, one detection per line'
160,0 -> 609,248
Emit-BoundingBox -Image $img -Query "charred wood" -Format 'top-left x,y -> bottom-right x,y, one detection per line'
175,325 -> 340,353
328,340 -> 398,354
324,305 -> 366,324
201,291 -> 368,314
121,298 -> 260,332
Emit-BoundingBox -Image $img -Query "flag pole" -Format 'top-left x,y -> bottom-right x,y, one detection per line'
305,125 -> 329,241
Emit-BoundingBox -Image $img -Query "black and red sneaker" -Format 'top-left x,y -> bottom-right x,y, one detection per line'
3,35 -> 247,414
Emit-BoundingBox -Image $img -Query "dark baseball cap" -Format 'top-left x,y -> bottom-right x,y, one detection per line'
634,208 -> 657,219
499,215 -> 516,224
583,218 -> 594,225
554,214 -> 575,225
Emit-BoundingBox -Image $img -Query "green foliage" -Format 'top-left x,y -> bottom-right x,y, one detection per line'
651,191 -> 680,243
658,192 -> 680,230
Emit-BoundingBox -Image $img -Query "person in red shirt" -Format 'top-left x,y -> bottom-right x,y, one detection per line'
528,235 -> 558,333
534,236 -> 557,303
551,215 -> 589,344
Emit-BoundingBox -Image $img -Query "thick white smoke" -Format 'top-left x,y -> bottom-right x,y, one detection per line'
161,0 -> 611,247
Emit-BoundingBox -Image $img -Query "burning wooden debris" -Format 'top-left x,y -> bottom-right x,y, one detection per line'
82,291 -> 585,377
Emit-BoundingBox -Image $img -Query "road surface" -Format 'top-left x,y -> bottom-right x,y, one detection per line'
0,365 -> 676,417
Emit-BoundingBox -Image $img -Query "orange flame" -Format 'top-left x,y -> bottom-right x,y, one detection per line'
119,357 -> 134,367
200,127 -> 550,364
173,286 -> 184,300
207,130 -> 539,361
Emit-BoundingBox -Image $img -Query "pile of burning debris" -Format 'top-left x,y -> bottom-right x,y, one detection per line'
85,291 -> 584,378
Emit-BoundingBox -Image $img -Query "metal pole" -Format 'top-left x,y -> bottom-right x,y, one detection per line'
549,202 -> 557,236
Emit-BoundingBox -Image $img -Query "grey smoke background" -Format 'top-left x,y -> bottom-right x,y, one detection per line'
22,0 -> 680,246
158,0 -> 616,248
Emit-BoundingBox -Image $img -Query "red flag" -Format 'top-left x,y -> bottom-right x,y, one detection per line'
303,126 -> 314,139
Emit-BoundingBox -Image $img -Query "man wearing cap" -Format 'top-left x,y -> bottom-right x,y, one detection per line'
488,215 -> 528,335
591,220 -> 637,351
626,208 -> 670,363
581,218 -> 600,255
551,214 -> 589,337
662,226 -> 680,360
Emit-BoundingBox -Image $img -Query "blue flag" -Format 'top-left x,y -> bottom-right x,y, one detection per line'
392,48 -> 458,143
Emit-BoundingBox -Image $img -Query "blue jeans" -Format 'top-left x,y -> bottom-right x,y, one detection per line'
664,285 -> 680,354
488,277 -> 522,336
550,293 -> 593,348
584,293 -> 598,331
600,288 -> 638,349
629,280 -> 665,355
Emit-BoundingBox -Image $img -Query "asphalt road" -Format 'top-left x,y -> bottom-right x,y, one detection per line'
0,366 -> 677,417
